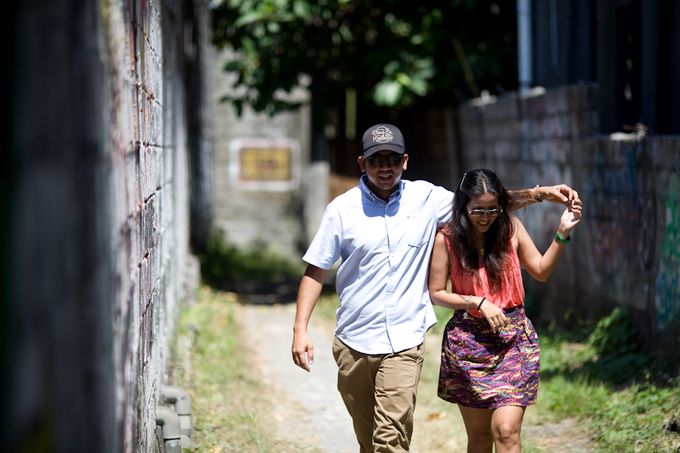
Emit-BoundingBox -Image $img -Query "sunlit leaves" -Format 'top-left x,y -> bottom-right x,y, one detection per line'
373,55 -> 434,106
211,0 -> 517,116
373,80 -> 402,106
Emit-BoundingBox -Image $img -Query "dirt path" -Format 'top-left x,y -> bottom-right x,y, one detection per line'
237,302 -> 358,453
237,301 -> 593,453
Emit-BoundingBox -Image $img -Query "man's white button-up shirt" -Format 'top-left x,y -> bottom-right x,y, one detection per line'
302,176 -> 453,354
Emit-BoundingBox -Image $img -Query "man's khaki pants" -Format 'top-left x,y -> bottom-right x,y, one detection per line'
332,337 -> 425,453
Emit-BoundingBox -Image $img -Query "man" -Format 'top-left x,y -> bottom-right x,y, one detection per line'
291,123 -> 580,452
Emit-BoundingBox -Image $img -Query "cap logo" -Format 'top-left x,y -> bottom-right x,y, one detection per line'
371,126 -> 394,144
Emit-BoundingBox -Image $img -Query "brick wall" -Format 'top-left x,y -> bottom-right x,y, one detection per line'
458,84 -> 680,353
5,0 -> 208,451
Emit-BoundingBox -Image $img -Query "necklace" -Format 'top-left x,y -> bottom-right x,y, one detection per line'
475,235 -> 485,257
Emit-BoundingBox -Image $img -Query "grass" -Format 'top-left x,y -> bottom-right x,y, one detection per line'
537,375 -> 680,452
535,327 -> 680,453
168,286 -> 316,452
171,288 -> 680,452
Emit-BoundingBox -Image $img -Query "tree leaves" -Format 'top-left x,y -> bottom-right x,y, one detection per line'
211,0 -> 517,118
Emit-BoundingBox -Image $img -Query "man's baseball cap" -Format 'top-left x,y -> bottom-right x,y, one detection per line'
361,123 -> 405,157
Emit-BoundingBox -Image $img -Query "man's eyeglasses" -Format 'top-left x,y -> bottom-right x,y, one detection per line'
366,153 -> 404,167
467,207 -> 503,217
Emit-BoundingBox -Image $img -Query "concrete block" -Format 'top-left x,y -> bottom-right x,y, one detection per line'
544,86 -> 570,115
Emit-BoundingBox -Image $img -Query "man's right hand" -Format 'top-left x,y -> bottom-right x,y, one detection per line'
292,330 -> 315,372
291,264 -> 327,372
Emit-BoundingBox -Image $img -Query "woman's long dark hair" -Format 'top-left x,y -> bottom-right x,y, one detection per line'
448,169 -> 513,291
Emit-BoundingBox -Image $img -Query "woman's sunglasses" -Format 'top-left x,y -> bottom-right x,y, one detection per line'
467,207 -> 503,217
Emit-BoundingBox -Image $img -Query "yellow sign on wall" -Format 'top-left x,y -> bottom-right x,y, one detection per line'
229,138 -> 300,191
239,147 -> 292,181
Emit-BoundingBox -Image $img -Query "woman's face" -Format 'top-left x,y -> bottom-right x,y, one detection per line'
466,192 -> 502,236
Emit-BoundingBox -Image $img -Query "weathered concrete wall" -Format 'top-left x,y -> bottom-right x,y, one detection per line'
209,48 -> 314,256
459,84 -> 680,352
577,136 -> 680,344
5,0 -> 208,451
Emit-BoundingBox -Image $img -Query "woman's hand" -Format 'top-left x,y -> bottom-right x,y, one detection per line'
479,300 -> 508,330
558,201 -> 582,238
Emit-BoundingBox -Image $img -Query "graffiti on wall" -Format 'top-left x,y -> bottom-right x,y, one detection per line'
584,141 -> 656,308
458,83 -> 680,346
655,174 -> 680,329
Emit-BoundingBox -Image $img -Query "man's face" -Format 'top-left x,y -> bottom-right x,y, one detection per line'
358,150 -> 409,199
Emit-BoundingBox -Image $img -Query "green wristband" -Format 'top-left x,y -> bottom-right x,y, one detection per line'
555,231 -> 571,244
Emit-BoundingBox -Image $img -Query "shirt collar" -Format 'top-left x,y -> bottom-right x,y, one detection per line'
359,174 -> 404,204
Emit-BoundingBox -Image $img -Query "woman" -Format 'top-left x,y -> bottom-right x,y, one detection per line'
428,169 -> 582,453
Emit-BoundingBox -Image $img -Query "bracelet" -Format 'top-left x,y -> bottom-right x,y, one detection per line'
477,297 -> 487,311
555,231 -> 571,244
464,295 -> 472,312
533,185 -> 543,202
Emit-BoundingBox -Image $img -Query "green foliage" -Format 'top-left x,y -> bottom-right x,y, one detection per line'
539,307 -> 653,385
536,312 -> 680,453
198,231 -> 304,289
211,0 -> 517,117
587,307 -> 637,356
583,307 -> 651,384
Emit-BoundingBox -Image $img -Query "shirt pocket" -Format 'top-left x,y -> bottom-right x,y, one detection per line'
405,215 -> 431,248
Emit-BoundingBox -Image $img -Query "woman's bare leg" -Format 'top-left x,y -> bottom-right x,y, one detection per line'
458,405 -> 494,453
490,406 -> 525,453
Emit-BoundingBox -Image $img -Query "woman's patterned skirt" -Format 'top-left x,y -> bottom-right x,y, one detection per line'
438,306 -> 540,409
